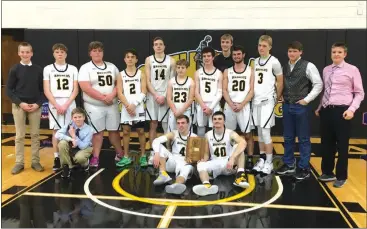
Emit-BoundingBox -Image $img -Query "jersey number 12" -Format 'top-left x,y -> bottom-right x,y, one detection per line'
57,78 -> 69,90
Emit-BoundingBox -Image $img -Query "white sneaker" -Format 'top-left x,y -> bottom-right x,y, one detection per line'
252,158 -> 265,172
165,183 -> 186,195
193,184 -> 218,196
153,173 -> 172,186
261,161 -> 273,175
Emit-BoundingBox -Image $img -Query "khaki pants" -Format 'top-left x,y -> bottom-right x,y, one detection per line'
12,103 -> 42,165
58,140 -> 92,168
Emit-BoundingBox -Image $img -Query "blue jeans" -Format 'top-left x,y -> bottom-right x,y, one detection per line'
282,103 -> 311,169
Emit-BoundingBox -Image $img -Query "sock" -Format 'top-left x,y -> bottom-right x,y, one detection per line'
236,168 -> 245,178
162,122 -> 168,133
237,168 -> 245,173
197,126 -> 206,137
247,155 -> 253,161
54,152 -> 59,158
260,151 -> 266,160
266,154 -> 273,163
203,181 -> 211,188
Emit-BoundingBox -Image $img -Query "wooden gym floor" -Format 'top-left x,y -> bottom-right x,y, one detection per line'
1,125 -> 366,228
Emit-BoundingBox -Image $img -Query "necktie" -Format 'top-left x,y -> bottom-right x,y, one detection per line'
322,65 -> 338,107
75,128 -> 80,138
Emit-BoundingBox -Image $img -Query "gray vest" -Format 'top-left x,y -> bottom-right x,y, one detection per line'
283,59 -> 312,104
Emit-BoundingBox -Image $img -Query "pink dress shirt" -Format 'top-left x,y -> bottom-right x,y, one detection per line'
318,61 -> 365,113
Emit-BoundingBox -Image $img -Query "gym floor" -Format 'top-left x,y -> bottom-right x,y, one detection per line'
1,125 -> 366,228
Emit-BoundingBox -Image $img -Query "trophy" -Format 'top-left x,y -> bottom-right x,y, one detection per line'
186,137 -> 207,163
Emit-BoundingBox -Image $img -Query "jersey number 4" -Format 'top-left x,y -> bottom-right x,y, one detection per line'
155,69 -> 165,80
214,147 -> 226,157
56,78 -> 69,90
173,91 -> 188,103
232,80 -> 245,91
98,75 -> 113,86
179,147 -> 186,156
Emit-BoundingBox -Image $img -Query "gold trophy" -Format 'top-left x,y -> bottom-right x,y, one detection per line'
186,137 -> 207,163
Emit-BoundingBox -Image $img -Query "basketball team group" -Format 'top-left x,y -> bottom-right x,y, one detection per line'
6,33 -> 365,196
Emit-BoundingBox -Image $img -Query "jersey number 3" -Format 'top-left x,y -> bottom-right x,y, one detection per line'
57,78 -> 69,90
257,73 -> 263,84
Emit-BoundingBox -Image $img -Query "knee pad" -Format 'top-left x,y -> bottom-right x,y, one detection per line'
197,161 -> 207,173
261,128 -> 272,144
257,127 -> 263,142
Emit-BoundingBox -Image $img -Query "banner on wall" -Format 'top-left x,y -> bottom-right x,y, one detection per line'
118,35 -> 284,118
41,102 -> 49,120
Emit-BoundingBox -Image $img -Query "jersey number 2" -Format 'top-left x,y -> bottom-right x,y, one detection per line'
57,78 -> 69,90
155,69 -> 165,80
129,84 -> 136,94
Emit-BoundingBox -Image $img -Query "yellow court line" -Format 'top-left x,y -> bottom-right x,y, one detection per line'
23,192 -> 338,212
310,170 -> 353,228
157,205 -> 177,228
112,169 -> 255,207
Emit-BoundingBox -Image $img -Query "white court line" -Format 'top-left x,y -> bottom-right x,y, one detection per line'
84,168 -> 284,219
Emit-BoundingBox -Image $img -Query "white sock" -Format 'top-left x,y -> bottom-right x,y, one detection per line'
266,154 -> 273,163
237,168 -> 245,173
260,151 -> 266,155
54,152 -> 59,158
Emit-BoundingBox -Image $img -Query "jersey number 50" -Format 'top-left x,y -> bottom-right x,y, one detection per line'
98,75 -> 113,86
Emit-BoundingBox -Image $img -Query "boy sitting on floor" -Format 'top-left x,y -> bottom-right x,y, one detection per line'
55,107 -> 93,178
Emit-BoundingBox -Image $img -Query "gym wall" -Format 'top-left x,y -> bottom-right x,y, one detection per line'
1,2 -> 366,138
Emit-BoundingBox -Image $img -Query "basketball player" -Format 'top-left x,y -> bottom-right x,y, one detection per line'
78,41 -> 123,167
43,43 -> 79,171
167,59 -> 195,132
252,35 -> 283,174
195,47 -> 223,137
151,115 -> 197,195
145,37 -> 176,153
116,49 -> 147,167
193,111 -> 249,197
222,45 -> 255,172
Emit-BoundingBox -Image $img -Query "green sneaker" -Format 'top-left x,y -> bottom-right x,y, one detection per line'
139,155 -> 148,167
116,157 -> 132,167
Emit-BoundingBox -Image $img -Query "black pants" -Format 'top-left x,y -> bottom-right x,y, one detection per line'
320,105 -> 351,180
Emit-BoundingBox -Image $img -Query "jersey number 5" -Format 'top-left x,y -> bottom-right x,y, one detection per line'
214,147 -> 226,157
257,73 -> 263,84
98,75 -> 113,86
56,78 -> 69,90
155,69 -> 165,80
205,82 -> 211,93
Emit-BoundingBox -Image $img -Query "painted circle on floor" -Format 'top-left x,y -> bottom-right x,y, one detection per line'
84,168 -> 283,219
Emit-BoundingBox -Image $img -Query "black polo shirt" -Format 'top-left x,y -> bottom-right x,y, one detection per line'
214,52 -> 234,72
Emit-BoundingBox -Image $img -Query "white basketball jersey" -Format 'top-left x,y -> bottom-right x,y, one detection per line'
171,130 -> 197,156
78,61 -> 119,106
199,68 -> 221,103
227,61 -> 252,103
171,76 -> 193,111
149,55 -> 172,95
121,69 -> 142,104
253,56 -> 277,104
43,63 -> 78,98
206,128 -> 234,159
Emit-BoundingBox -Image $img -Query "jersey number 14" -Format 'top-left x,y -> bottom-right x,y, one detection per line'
155,69 -> 165,80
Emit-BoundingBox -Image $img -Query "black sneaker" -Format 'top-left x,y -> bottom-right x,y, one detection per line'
61,165 -> 71,179
276,164 -> 296,175
294,168 -> 310,180
245,158 -> 254,173
83,159 -> 90,172
53,157 -> 61,171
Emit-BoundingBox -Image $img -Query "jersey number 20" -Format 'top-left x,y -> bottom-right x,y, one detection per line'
232,80 -> 245,91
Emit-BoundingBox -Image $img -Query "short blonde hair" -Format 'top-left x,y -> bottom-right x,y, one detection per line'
18,42 -> 33,52
176,59 -> 189,68
259,35 -> 273,47
220,34 -> 233,43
